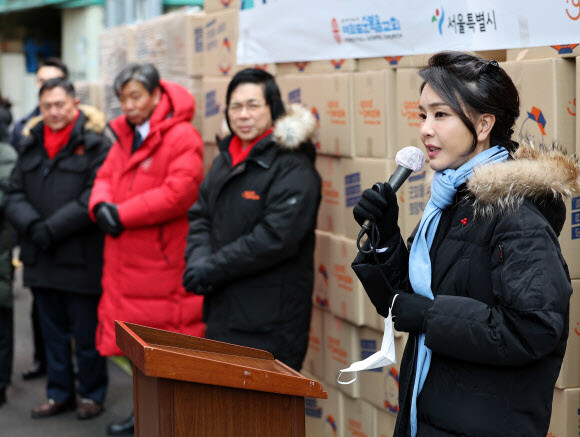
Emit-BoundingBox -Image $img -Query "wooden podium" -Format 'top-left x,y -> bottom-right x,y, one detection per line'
116,321 -> 327,437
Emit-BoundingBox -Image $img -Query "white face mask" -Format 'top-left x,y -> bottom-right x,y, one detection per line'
337,295 -> 398,385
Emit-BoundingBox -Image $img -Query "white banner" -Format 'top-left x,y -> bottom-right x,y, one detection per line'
237,0 -> 580,64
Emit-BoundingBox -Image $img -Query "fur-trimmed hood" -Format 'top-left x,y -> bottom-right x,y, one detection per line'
220,103 -> 317,150
21,104 -> 106,137
468,142 -> 580,217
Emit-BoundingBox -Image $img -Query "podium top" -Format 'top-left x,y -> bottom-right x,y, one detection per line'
116,321 -> 327,399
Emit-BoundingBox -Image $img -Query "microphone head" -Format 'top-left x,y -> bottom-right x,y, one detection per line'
395,146 -> 426,172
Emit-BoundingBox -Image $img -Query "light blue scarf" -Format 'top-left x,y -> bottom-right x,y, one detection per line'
407,146 -> 509,436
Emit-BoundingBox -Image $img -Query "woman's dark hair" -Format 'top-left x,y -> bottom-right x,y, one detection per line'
113,63 -> 160,96
0,92 -> 11,110
39,77 -> 76,99
225,68 -> 285,131
419,51 -> 520,154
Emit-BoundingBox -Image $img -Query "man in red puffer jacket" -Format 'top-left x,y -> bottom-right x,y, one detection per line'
88,64 -> 204,435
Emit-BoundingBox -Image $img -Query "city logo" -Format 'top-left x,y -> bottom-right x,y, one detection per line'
551,44 -> 579,54
525,106 -> 547,136
318,264 -> 329,286
385,56 -> 403,65
384,367 -> 400,414
219,65 -> 231,75
432,8 -> 445,34
326,415 -> 338,437
311,107 -> 321,150
566,0 -> 580,20
331,59 -> 345,69
220,0 -> 233,7
294,62 -> 309,72
331,18 -> 341,43
222,37 -> 231,52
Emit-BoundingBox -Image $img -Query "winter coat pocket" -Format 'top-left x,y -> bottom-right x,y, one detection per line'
228,281 -> 282,333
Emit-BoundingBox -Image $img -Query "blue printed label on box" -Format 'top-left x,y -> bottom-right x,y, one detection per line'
572,197 -> 580,211
345,172 -> 362,207
572,225 -> 580,240
305,398 -> 323,418
360,338 -> 381,372
572,211 -> 580,226
289,88 -> 301,105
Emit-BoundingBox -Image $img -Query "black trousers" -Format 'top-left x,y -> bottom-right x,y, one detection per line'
0,306 -> 12,391
31,290 -> 46,367
34,288 -> 107,404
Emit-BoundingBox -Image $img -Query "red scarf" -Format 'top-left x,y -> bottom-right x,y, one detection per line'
43,111 -> 79,159
229,128 -> 273,167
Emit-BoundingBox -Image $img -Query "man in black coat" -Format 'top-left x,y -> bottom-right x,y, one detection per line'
183,69 -> 321,371
6,78 -> 110,420
10,57 -> 69,381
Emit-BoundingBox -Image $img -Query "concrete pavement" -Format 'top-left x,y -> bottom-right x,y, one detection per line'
0,264 -> 134,437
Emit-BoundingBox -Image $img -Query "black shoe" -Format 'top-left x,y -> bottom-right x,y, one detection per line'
22,361 -> 46,380
107,413 -> 134,435
0,389 -> 5,407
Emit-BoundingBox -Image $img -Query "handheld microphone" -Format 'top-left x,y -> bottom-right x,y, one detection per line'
361,146 -> 426,232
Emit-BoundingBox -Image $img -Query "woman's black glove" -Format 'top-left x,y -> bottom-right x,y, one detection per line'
183,260 -> 214,295
392,293 -> 433,333
94,202 -> 124,237
29,221 -> 53,251
353,182 -> 400,246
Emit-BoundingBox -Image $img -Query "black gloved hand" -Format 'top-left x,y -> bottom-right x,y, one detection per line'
183,261 -> 214,295
353,182 -> 400,245
29,221 -> 53,251
392,293 -> 433,333
94,202 -> 124,237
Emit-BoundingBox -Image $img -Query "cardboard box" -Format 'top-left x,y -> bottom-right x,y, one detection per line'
376,406 -> 397,437
399,160 -> 430,242
358,50 -> 506,71
556,279 -> 580,388
98,24 -> 137,85
236,63 -> 277,76
135,14 -> 173,78
204,0 -> 239,13
314,230 -> 332,310
507,45 -> 580,61
547,388 -> 580,437
100,84 -> 123,122
342,395 -> 376,437
304,379 -> 343,437
324,312 -> 360,398
318,73 -> 355,157
201,76 -> 229,143
276,74 -> 322,150
164,74 -> 203,131
277,59 -> 358,75
165,11 -> 205,77
501,59 -> 576,155
75,82 -> 102,110
315,156 -> 346,236
577,57 -> 579,158
353,70 -> 396,158
559,196 -> 580,280
328,234 -> 383,330
204,10 -> 238,77
395,68 -> 423,152
303,306 -> 325,378
203,142 -> 220,176
358,327 -> 408,414
341,158 -> 398,241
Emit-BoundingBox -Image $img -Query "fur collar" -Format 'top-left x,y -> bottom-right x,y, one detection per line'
22,104 -> 106,137
220,103 -> 317,150
468,142 -> 580,218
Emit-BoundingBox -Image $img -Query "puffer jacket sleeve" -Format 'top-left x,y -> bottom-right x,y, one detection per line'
202,157 -> 320,286
0,144 -> 17,211
351,229 -> 414,317
45,134 -> 111,241
116,125 -> 203,228
88,139 -> 120,220
184,160 -> 215,262
424,204 -> 571,366
5,155 -> 41,234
